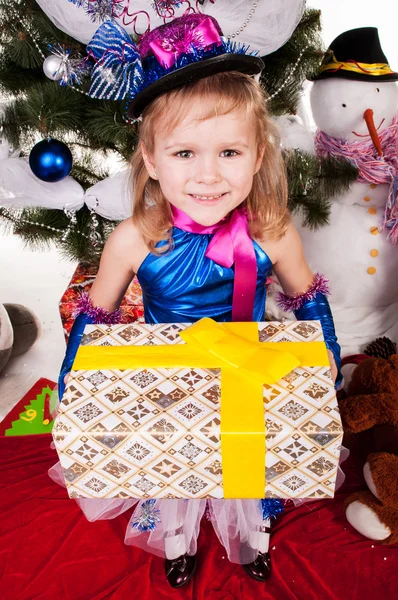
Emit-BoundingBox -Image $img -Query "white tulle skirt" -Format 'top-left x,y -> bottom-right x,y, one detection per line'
49,460 -> 273,563
48,446 -> 349,563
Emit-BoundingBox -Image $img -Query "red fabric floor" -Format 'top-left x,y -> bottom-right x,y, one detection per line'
0,433 -> 397,600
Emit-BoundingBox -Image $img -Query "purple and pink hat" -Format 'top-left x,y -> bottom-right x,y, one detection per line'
83,13 -> 264,119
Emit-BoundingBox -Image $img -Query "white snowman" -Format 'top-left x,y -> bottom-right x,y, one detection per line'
294,28 -> 398,358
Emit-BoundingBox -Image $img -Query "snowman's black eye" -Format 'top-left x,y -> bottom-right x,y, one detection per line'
342,103 -> 347,107
376,88 -> 380,92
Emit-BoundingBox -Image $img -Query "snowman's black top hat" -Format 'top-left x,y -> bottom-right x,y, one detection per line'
310,27 -> 398,82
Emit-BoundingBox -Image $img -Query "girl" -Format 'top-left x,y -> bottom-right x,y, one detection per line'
54,13 -> 341,588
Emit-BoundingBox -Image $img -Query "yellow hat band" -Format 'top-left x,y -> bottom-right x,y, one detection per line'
319,56 -> 395,77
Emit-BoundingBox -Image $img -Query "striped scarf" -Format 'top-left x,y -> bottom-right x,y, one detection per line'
314,114 -> 398,243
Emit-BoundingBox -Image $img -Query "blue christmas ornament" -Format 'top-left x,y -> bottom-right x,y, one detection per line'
29,139 -> 73,183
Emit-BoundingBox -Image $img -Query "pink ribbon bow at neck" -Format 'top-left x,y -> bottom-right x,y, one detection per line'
149,17 -> 223,70
172,206 -> 258,322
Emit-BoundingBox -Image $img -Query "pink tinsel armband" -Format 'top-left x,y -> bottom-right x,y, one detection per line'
74,292 -> 123,324
277,273 -> 330,312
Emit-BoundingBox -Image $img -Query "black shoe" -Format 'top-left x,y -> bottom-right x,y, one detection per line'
165,553 -> 197,588
242,551 -> 271,582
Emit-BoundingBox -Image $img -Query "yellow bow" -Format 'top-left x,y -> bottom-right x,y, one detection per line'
73,318 -> 329,498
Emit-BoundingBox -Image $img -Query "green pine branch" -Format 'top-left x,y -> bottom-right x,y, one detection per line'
69,150 -> 112,189
0,55 -> 44,95
261,9 -> 324,116
84,100 -> 138,161
0,204 -> 117,264
14,81 -> 86,136
285,150 -> 358,228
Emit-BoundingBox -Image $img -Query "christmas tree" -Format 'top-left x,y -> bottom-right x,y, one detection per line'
0,0 -> 357,265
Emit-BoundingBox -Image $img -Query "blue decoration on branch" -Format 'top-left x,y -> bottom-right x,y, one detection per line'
131,500 -> 161,532
29,139 -> 73,183
45,43 -> 85,86
86,20 -> 143,100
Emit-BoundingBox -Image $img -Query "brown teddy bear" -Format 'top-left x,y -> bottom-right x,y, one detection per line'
338,340 -> 398,545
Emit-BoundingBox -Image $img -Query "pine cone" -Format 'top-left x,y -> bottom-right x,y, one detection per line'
364,337 -> 397,359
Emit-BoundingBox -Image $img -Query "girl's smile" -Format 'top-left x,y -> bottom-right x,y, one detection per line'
189,192 -> 229,206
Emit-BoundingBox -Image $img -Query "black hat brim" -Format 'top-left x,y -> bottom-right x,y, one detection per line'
128,53 -> 265,119
309,69 -> 398,82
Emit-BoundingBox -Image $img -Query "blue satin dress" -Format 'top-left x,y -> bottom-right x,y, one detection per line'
136,227 -> 272,324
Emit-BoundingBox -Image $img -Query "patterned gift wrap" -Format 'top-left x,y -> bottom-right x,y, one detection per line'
59,263 -> 144,342
53,320 -> 343,500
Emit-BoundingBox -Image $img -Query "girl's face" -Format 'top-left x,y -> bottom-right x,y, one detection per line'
143,100 -> 263,226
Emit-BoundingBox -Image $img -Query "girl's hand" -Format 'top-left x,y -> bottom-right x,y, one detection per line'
327,349 -> 338,383
64,374 -> 70,386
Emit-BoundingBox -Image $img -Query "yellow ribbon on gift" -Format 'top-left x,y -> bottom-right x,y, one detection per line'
73,318 -> 329,498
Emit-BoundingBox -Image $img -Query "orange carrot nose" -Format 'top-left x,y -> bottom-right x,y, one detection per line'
363,108 -> 383,156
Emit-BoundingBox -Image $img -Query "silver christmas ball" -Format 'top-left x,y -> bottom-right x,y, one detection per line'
43,55 -> 65,81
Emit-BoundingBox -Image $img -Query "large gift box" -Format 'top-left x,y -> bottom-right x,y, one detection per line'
53,319 -> 344,500
59,263 -> 144,342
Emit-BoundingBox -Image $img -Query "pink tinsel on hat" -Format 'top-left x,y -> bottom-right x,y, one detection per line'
138,12 -> 222,58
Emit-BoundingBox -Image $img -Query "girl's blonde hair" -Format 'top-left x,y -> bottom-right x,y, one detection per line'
130,71 -> 289,252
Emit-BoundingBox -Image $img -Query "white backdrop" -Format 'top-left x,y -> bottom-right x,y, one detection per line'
309,1 -> 398,70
